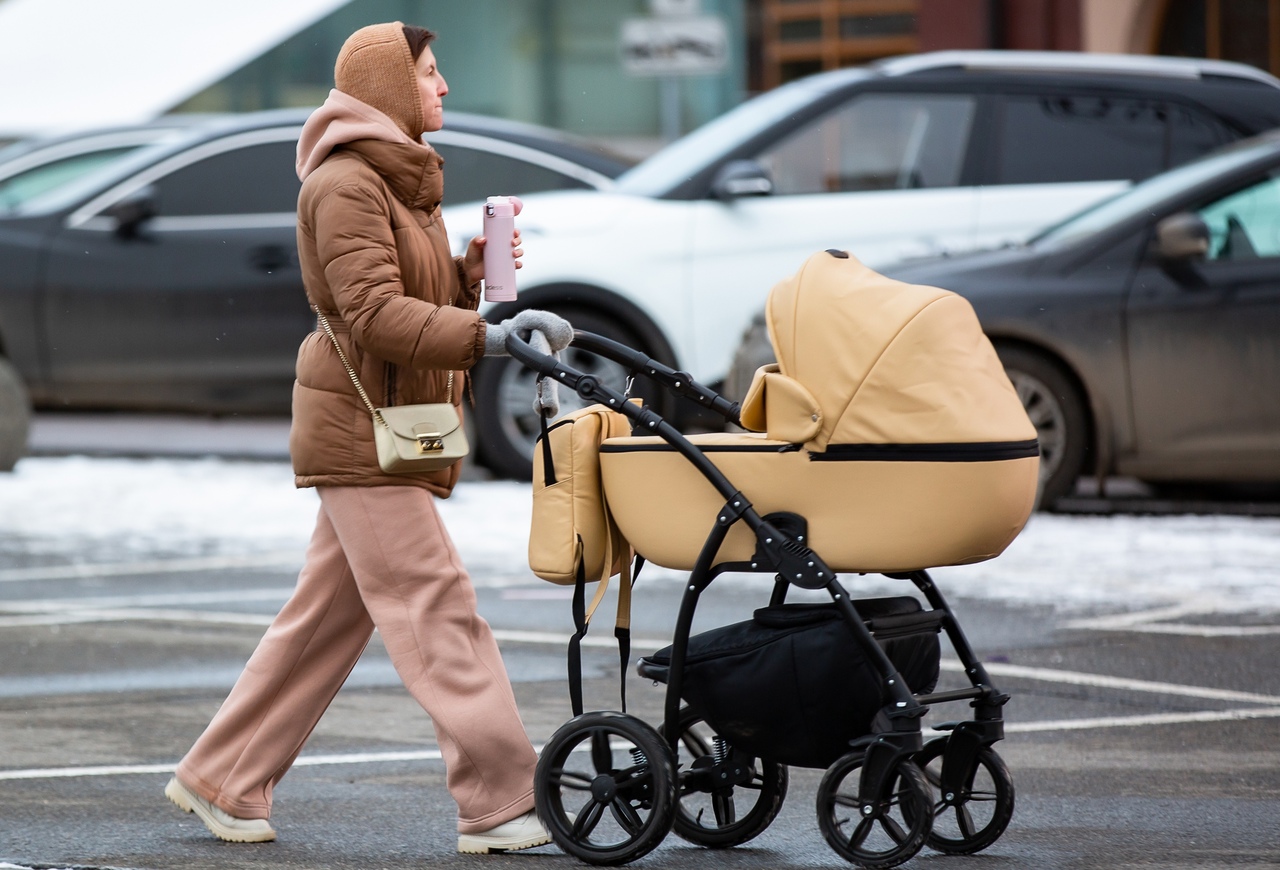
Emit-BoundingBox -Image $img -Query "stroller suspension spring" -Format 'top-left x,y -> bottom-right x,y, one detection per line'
713,736 -> 730,765
630,747 -> 649,769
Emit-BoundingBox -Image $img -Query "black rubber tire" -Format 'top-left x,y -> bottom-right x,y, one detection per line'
816,751 -> 932,869
472,308 -> 668,480
996,346 -> 1089,510
662,706 -> 788,848
910,737 -> 1014,855
0,358 -> 31,472
535,711 -> 677,866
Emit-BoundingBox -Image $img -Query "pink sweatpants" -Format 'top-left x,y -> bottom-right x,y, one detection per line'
175,485 -> 538,834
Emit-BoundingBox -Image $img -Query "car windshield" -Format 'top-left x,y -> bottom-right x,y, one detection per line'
615,70 -> 865,197
1029,138 -> 1280,248
0,147 -> 142,212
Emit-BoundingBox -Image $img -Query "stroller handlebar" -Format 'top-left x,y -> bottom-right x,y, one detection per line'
504,327 -> 742,425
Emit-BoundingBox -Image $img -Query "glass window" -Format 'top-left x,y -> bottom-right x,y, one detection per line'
0,148 -> 138,211
757,94 -> 976,195
1168,105 -> 1232,167
1198,174 -> 1280,260
434,143 -> 592,207
151,141 -> 300,215
994,96 -> 1168,185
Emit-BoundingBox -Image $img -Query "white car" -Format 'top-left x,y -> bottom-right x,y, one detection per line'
444,50 -> 1280,479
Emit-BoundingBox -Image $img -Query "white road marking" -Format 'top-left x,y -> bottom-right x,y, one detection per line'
1065,600 -> 1280,636
940,659 -> 1280,705
0,553 -> 301,584
5,705 -> 1280,782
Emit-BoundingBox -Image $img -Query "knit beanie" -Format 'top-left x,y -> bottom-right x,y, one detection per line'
334,22 -> 425,140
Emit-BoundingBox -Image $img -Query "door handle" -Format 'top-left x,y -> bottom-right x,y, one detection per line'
249,244 -> 296,273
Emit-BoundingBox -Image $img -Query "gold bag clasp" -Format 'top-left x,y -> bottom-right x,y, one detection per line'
415,431 -> 444,453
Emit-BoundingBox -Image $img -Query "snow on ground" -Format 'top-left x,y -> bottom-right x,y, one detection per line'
2,456 -> 1279,614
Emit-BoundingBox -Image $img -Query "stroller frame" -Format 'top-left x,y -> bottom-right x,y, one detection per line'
511,330 -> 1015,868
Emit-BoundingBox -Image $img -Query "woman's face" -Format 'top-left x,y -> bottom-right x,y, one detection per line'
415,46 -> 448,133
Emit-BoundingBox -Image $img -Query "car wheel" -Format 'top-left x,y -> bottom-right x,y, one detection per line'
472,308 -> 668,480
0,358 -> 31,471
996,347 -> 1089,510
723,311 -> 775,406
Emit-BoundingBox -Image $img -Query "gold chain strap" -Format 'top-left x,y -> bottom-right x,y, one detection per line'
313,308 -> 452,427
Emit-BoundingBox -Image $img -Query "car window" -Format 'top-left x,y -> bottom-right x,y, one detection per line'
0,147 -> 138,211
757,94 -> 976,194
994,96 -> 1168,185
1029,138 -> 1277,249
1198,173 -> 1280,260
1167,105 -> 1233,167
151,141 -> 300,215
433,143 -> 594,206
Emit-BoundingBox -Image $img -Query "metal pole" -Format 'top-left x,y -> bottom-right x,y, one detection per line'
660,76 -> 681,141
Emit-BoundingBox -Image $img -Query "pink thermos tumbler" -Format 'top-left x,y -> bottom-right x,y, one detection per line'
482,195 -> 522,302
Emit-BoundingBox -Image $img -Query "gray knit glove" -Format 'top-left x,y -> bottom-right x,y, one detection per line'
483,309 -> 573,356
529,329 -> 560,418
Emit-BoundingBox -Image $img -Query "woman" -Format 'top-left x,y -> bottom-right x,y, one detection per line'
164,22 -> 570,854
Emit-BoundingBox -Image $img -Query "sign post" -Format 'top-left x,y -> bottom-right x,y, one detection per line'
620,1 -> 728,141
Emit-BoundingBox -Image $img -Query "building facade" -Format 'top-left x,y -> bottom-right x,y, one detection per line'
752,1 -> 1280,89
164,0 -> 1280,152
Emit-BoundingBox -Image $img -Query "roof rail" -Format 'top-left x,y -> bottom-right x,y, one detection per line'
873,50 -> 1280,88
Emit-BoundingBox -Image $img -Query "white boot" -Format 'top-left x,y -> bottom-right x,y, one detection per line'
165,776 -> 276,843
457,810 -> 551,853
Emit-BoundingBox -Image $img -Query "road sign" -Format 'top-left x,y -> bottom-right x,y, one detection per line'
620,16 -> 728,77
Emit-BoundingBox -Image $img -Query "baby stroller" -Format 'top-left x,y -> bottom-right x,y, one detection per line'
507,250 -> 1040,868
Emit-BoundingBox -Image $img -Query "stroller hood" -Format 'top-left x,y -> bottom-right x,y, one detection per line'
740,250 -> 1036,452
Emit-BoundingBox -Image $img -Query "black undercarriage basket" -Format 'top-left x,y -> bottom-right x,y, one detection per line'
638,597 -> 942,769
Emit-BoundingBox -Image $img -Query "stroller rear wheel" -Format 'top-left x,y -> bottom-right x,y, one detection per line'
910,736 -> 1014,854
662,706 -> 788,848
816,750 -> 932,869
534,711 -> 677,866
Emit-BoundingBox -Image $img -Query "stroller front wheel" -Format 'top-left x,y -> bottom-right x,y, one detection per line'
816,750 -> 932,869
910,736 -> 1014,854
663,706 -> 788,848
535,711 -> 677,866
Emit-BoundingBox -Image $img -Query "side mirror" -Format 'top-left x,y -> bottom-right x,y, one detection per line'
710,160 -> 774,200
1152,212 -> 1209,260
103,185 -> 158,239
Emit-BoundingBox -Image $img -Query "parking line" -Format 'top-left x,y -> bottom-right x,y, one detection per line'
0,553 -> 301,584
5,706 -> 1280,782
952,660 -> 1280,705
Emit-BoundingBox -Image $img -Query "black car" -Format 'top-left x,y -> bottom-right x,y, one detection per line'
0,109 -> 632,469
881,132 -> 1280,507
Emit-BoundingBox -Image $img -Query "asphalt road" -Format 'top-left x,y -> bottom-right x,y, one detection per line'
2,413 -> 1279,869
2,554 -> 1279,870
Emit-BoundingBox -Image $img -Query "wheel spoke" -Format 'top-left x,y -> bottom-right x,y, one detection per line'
848,816 -> 875,849
922,766 -> 943,789
590,729 -> 613,773
832,793 -> 860,810
548,766 -> 594,791
712,790 -> 737,826
573,799 -> 606,838
680,731 -> 711,758
968,789 -> 1000,802
610,797 -> 645,835
881,814 -> 909,845
956,804 -> 977,839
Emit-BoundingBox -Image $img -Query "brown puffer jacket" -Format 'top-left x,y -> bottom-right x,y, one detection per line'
291,138 -> 485,494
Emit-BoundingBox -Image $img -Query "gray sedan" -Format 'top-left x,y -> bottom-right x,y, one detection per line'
728,132 -> 1280,508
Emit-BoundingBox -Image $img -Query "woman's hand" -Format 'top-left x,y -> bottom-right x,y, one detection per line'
463,229 -> 523,286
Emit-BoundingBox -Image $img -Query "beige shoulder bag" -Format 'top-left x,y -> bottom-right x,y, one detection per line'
315,309 -> 468,474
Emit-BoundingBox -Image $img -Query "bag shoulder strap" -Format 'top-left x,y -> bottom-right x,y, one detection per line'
314,307 -> 452,420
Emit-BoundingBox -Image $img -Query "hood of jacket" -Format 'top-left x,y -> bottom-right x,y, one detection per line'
296,88 -> 440,190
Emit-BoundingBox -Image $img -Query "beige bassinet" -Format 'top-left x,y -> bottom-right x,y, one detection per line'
599,250 -> 1039,573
